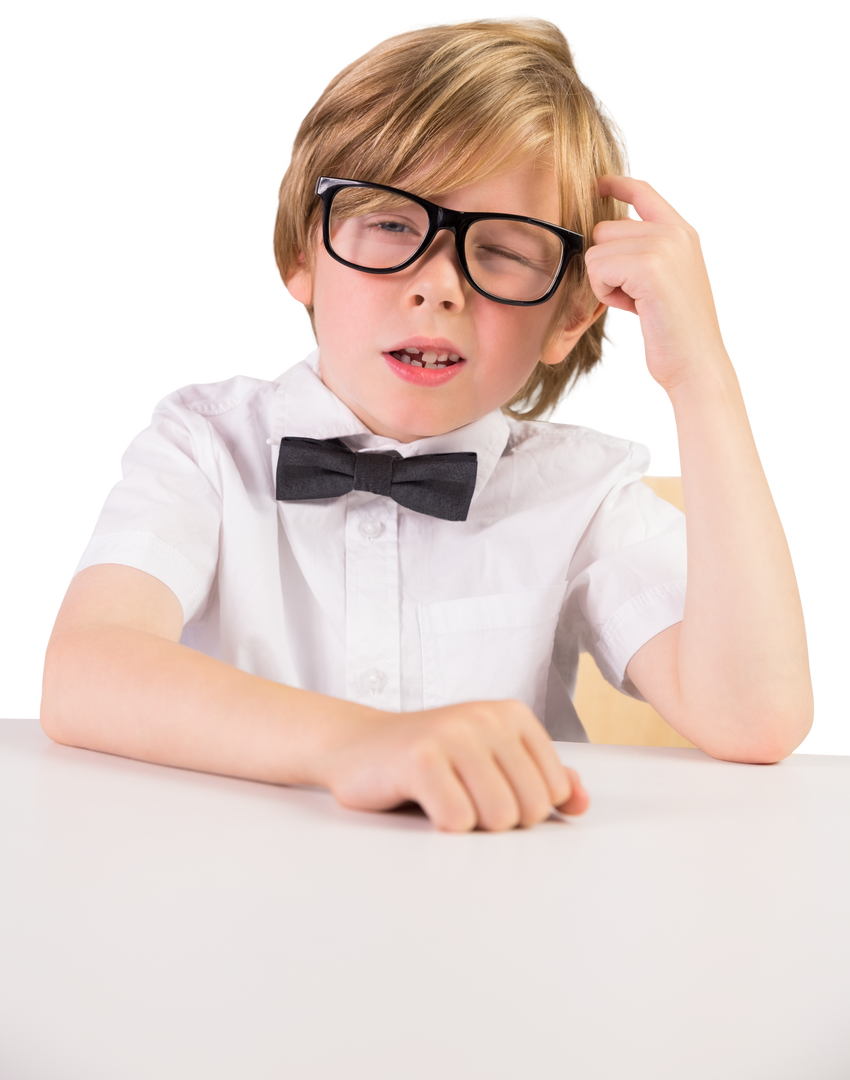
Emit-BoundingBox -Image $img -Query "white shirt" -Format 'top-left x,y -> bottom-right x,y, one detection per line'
77,350 -> 687,741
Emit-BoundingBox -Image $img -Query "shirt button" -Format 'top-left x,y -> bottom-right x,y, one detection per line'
360,668 -> 387,696
359,518 -> 383,539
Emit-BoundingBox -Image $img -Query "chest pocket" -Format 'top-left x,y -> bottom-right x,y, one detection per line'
418,583 -> 567,717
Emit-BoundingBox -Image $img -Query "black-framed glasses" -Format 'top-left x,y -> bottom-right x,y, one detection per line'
315,176 -> 584,307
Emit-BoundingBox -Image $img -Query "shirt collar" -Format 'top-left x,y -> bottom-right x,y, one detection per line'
272,349 -> 511,503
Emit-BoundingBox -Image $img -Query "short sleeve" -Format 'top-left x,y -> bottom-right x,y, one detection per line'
561,445 -> 687,698
75,397 -> 222,623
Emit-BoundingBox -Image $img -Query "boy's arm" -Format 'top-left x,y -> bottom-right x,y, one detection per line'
586,176 -> 813,762
42,564 -> 587,830
39,570 -> 356,790
625,368 -> 810,762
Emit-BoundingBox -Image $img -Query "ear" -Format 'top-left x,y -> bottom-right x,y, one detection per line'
539,301 -> 606,366
285,254 -> 313,305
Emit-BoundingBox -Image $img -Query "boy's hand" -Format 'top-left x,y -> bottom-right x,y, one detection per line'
585,176 -> 726,392
318,701 -> 589,833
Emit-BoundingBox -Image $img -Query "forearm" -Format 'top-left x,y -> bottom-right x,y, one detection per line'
40,566 -> 586,832
654,350 -> 812,757
41,625 -> 380,786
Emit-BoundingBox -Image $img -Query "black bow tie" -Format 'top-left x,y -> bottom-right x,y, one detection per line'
274,437 -> 478,521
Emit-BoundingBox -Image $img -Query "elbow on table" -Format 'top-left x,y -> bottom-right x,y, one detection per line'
39,634 -> 92,748
40,684 -> 73,748
708,736 -> 804,766
693,699 -> 814,765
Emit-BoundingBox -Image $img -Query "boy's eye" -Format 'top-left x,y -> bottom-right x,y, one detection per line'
473,243 -> 537,269
468,222 -> 560,267
329,202 -> 428,269
370,218 -> 414,234
357,212 -> 425,243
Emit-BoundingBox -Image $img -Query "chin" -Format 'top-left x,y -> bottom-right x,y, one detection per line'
379,406 -> 469,441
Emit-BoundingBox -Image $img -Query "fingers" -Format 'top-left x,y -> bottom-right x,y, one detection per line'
326,700 -> 590,833
597,174 -> 658,217
405,710 -> 541,832
519,714 -> 574,807
596,172 -> 699,236
556,767 -> 590,817
457,735 -> 553,830
403,702 -> 588,832
405,744 -> 480,833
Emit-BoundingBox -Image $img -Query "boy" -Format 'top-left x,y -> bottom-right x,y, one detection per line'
41,20 -> 813,832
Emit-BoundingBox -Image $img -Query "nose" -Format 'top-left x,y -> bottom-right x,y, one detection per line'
402,229 -> 467,311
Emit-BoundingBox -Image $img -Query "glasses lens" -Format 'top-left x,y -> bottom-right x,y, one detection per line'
326,185 -> 567,302
464,219 -> 564,302
328,187 -> 429,269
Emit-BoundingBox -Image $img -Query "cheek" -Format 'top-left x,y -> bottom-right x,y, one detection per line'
484,308 -> 552,367
313,266 -> 387,347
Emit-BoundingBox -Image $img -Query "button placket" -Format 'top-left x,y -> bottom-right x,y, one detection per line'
360,667 -> 388,696
359,518 -> 384,540
345,495 -> 400,710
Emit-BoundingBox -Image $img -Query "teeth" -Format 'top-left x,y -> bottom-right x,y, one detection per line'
391,347 -> 464,368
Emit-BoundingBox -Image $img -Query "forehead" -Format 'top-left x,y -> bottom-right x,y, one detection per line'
399,153 -> 562,225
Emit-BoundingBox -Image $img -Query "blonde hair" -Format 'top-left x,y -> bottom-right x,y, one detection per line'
274,19 -> 626,419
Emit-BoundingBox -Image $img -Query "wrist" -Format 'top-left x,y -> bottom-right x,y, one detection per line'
300,694 -> 392,788
663,347 -> 741,414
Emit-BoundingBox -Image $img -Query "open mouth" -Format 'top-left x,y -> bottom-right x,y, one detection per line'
389,347 -> 463,369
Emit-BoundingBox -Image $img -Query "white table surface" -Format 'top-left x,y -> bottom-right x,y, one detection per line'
1,718 -> 848,1080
